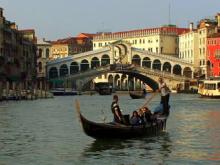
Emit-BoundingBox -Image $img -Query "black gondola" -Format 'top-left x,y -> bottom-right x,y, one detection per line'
129,91 -> 145,99
76,101 -> 167,139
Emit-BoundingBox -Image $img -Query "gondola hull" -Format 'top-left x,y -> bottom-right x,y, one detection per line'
78,112 -> 167,139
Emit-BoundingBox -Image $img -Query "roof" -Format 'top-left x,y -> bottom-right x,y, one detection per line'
77,33 -> 95,38
94,26 -> 189,38
208,33 -> 220,38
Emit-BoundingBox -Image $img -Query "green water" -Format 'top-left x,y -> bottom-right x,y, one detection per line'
0,94 -> 220,165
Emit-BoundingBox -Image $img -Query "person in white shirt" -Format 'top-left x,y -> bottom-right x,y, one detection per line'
158,77 -> 170,116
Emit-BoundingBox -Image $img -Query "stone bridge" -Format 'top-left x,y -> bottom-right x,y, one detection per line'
47,40 -> 195,90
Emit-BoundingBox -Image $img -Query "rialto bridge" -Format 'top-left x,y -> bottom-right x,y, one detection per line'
46,40 -> 195,91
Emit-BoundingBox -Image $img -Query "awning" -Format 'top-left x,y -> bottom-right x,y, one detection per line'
49,79 -> 64,84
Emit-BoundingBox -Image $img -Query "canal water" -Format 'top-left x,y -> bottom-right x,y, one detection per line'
0,94 -> 220,165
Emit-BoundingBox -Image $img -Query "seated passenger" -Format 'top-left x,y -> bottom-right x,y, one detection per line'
141,107 -> 153,123
130,111 -> 142,126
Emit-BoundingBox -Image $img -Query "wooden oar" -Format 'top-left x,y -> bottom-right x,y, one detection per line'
139,92 -> 157,109
75,99 -> 81,122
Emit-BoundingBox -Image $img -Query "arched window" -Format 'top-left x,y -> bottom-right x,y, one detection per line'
80,59 -> 89,71
49,67 -> 58,79
101,54 -> 110,66
173,64 -> 182,75
152,59 -> 161,70
142,57 -> 151,68
132,55 -> 141,66
38,48 -> 42,58
46,48 -> 50,58
38,62 -> 42,72
70,61 -> 79,74
162,62 -> 171,73
59,64 -> 68,77
91,57 -> 100,69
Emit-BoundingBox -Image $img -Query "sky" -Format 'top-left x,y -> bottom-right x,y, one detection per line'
0,0 -> 220,40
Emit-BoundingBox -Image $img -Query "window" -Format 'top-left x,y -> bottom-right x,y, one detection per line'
38,62 -> 42,72
46,48 -> 50,58
38,48 -> 42,58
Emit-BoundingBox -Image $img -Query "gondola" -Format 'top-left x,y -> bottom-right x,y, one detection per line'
75,100 -> 167,139
129,91 -> 145,99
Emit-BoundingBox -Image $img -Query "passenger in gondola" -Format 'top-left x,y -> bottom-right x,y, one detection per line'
130,110 -> 142,126
111,95 -> 123,124
138,107 -> 153,124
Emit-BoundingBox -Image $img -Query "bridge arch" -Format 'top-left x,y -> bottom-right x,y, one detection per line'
162,62 -> 172,73
60,64 -> 68,77
101,54 -> 110,66
152,59 -> 161,70
91,57 -> 100,69
173,64 -> 182,75
142,57 -> 151,68
132,55 -> 141,66
49,67 -> 58,79
70,61 -> 79,74
80,59 -> 89,72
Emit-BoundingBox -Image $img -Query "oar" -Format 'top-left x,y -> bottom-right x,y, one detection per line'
75,99 -> 81,122
139,92 -> 157,109
101,109 -> 107,123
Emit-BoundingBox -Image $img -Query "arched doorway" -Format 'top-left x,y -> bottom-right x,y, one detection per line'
142,57 -> 151,68
70,61 -> 79,74
163,62 -> 171,73
132,55 -> 141,66
173,64 -> 182,75
80,59 -> 89,71
152,59 -> 161,70
183,67 -> 192,78
59,64 -> 68,77
101,54 -> 110,66
91,57 -> 100,69
49,67 -> 58,79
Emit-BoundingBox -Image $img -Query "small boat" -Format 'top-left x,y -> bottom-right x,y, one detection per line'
50,88 -> 78,96
129,91 -> 145,99
75,100 -> 167,139
198,78 -> 220,98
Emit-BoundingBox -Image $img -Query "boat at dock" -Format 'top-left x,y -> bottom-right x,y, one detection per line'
129,91 -> 145,99
198,78 -> 220,98
50,88 -> 78,96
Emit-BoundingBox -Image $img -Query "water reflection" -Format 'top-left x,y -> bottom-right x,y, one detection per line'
82,132 -> 172,163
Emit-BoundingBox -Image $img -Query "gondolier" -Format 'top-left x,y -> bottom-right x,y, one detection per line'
111,95 -> 123,124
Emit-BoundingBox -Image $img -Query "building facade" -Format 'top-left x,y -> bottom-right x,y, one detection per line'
36,38 -> 51,90
207,34 -> 220,77
197,19 -> 217,77
93,26 -> 188,55
179,23 -> 199,68
50,33 -> 93,59
0,7 -> 37,100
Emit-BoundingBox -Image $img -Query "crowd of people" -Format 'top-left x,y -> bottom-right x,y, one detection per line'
111,77 -> 170,126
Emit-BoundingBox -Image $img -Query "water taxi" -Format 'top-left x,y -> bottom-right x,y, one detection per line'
198,78 -> 220,98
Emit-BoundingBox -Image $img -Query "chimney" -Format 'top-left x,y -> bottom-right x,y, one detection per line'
0,7 -> 3,17
189,22 -> 194,31
216,13 -> 220,27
